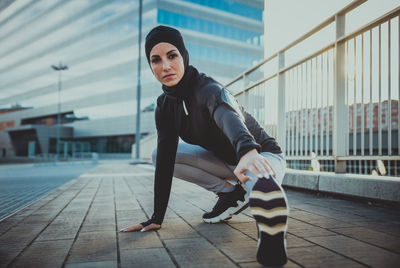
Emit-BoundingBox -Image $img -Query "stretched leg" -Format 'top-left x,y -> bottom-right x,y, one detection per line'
241,152 -> 286,198
246,153 -> 288,266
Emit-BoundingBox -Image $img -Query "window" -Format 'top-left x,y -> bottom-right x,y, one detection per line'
157,10 -> 261,45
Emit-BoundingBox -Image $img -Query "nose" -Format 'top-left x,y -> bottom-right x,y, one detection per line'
162,59 -> 171,71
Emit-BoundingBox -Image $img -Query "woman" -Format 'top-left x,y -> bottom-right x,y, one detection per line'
121,25 -> 288,266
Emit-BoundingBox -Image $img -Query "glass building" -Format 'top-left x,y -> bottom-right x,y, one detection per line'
0,0 -> 264,158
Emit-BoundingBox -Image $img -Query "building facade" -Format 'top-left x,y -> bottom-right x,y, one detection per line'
0,0 -> 264,158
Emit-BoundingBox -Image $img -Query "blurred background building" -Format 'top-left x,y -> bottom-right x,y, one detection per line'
0,0 -> 264,159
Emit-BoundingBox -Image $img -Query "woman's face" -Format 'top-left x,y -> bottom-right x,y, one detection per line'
149,42 -> 185,87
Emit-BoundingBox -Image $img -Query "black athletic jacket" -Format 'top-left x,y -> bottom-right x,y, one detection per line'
149,66 -> 281,225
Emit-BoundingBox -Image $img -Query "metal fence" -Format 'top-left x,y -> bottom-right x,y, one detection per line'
226,0 -> 400,177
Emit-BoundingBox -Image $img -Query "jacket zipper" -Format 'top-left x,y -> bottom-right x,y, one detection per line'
183,100 -> 189,116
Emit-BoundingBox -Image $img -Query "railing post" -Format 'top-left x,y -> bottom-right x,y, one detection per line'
243,74 -> 249,108
333,14 -> 347,173
277,52 -> 286,155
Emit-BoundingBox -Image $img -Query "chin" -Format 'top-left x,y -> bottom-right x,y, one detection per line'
163,80 -> 179,87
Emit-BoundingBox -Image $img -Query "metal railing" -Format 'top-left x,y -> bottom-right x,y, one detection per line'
226,0 -> 400,176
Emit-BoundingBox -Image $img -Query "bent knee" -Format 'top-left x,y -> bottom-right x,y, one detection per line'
175,150 -> 197,165
151,147 -> 196,166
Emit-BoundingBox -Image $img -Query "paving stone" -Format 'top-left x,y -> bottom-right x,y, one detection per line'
330,226 -> 400,253
308,235 -> 400,267
286,234 -> 314,248
228,222 -> 257,240
157,218 -> 200,240
218,240 -> 257,263
288,210 -> 360,227
165,238 -> 236,267
66,231 -> 117,263
84,215 -> 115,225
239,260 -> 301,268
0,242 -> 27,268
194,222 -> 248,244
313,209 -> 369,223
356,220 -> 400,237
119,230 -> 163,250
65,260 -> 118,268
287,218 -> 337,237
53,210 -> 87,225
116,209 -> 148,230
0,223 -> 44,245
36,222 -> 81,241
176,213 -> 206,229
115,201 -> 141,211
288,245 -> 365,267
80,223 -> 116,233
9,239 -> 73,268
120,248 -> 175,268
20,213 -> 55,224
0,216 -> 25,235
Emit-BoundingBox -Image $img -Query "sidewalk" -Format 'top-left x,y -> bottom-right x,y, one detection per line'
0,162 -> 399,267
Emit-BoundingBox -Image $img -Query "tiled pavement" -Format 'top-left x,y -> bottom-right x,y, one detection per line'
0,162 -> 399,268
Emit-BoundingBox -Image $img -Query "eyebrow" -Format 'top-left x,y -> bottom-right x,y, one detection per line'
166,49 -> 177,55
151,49 -> 177,58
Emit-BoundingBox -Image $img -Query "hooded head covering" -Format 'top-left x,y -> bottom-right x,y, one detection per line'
145,25 -> 198,101
145,25 -> 189,68
145,25 -> 200,133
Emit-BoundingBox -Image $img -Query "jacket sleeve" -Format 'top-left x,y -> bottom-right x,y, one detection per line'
206,85 -> 261,161
150,95 -> 179,225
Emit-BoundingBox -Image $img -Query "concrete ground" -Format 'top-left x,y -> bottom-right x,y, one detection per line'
0,161 -> 399,268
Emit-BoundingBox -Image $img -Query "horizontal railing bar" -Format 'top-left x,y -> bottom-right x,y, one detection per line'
225,0 -> 369,89
338,156 -> 400,161
226,0 -> 369,89
230,5 -> 400,106
286,156 -> 400,161
224,74 -> 244,88
244,53 -> 277,76
277,0 -> 366,54
234,73 -> 277,96
286,156 -> 335,161
279,43 -> 335,74
235,43 -> 335,96
225,53 -> 277,87
336,5 -> 400,44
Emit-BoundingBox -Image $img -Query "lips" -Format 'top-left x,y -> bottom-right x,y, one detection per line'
163,74 -> 175,79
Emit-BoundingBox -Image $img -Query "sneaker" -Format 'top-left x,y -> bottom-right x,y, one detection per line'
249,175 -> 289,266
202,184 -> 248,223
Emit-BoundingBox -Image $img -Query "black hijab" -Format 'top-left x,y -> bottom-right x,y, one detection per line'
145,25 -> 198,101
145,25 -> 199,131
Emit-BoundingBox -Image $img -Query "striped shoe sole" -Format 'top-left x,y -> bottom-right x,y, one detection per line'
249,176 -> 289,267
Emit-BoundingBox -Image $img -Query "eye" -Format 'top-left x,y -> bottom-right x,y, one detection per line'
168,53 -> 178,59
151,58 -> 160,64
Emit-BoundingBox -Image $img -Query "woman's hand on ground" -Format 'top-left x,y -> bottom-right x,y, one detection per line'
120,223 -> 161,232
234,149 -> 276,183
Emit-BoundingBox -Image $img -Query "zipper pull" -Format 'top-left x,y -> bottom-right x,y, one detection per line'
183,100 -> 189,116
